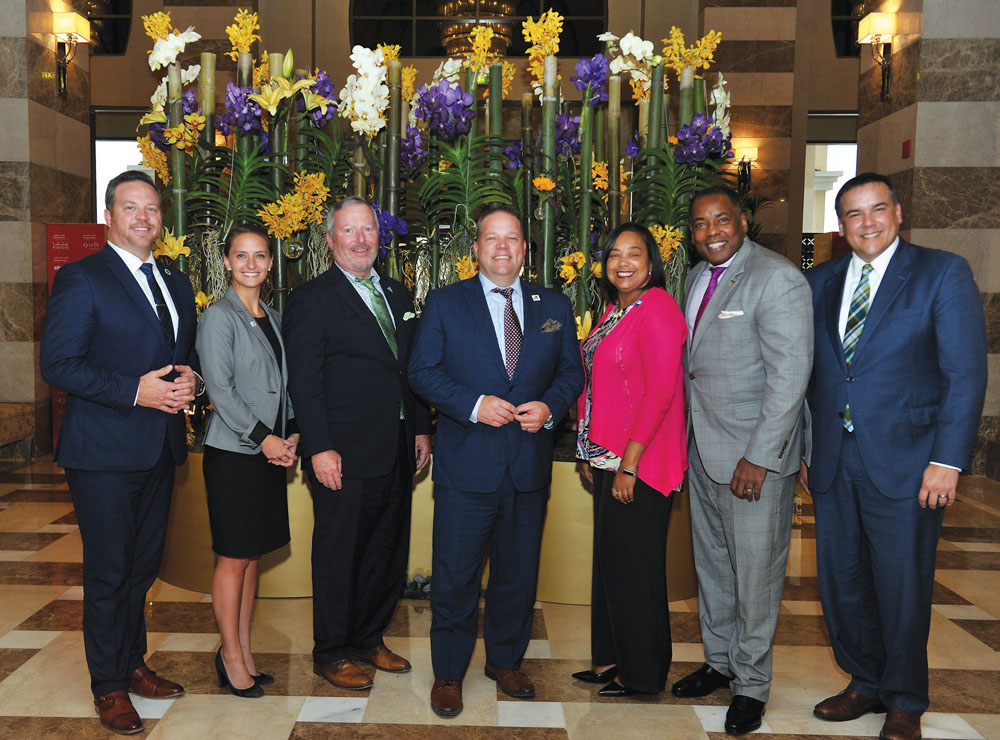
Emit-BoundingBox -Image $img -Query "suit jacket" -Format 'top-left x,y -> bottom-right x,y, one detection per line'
40,245 -> 198,471
197,286 -> 294,454
408,276 -> 584,494
684,238 -> 813,483
804,239 -> 987,498
282,265 -> 430,479
578,287 -> 688,495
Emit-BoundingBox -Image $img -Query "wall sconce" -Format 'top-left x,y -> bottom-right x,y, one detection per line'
54,12 -> 91,97
857,11 -> 895,101
736,147 -> 758,195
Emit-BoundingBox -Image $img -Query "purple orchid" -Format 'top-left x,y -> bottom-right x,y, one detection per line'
215,82 -> 263,138
296,69 -> 339,128
625,131 -> 640,158
503,140 -> 523,169
400,125 -> 427,174
555,113 -> 581,157
571,54 -> 610,104
372,200 -> 409,256
413,79 -> 475,142
673,112 -> 732,164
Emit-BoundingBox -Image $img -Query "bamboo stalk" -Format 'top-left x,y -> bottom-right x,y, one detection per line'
647,63 -> 664,171
236,53 -> 252,160
540,56 -> 558,288
576,87 -> 595,315
693,77 -> 707,117
594,106 -> 606,162
606,75 -> 621,231
679,65 -> 694,125
521,92 -> 534,277
638,98 -> 649,151
465,67 -> 478,140
488,63 -> 503,178
270,116 -> 288,313
167,63 -> 188,273
385,59 -> 402,281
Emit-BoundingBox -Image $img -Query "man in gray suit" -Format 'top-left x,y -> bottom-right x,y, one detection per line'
671,186 -> 813,735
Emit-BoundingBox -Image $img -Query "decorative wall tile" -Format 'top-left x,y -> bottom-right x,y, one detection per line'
27,164 -> 90,225
911,167 -> 1000,230
0,284 -> 32,343
886,168 -> 914,232
972,416 -> 1000,479
0,162 -> 30,223
0,37 -> 28,98
920,39 -> 1000,103
985,293 -> 1000,355
729,105 -> 793,137
713,41 -> 795,73
858,39 -> 920,129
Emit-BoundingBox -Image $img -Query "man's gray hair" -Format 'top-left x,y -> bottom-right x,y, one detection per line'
325,196 -> 379,236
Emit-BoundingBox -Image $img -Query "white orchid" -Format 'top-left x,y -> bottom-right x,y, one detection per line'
148,26 -> 201,71
432,58 -> 463,85
181,64 -> 201,86
151,79 -> 168,107
597,31 -> 619,43
619,32 -> 654,62
711,73 -> 731,137
339,45 -> 389,138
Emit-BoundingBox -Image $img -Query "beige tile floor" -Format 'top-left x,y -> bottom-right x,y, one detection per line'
0,458 -> 998,739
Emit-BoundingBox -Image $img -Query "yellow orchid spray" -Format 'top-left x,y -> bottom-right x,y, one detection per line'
226,9 -> 261,60
662,26 -> 721,78
455,256 -> 479,280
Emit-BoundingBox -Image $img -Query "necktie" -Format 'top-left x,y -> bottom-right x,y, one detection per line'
355,277 -> 398,359
841,263 -> 873,432
492,287 -> 522,379
693,265 -> 727,332
139,263 -> 175,351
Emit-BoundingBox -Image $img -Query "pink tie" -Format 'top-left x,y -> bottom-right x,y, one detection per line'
694,265 -> 726,332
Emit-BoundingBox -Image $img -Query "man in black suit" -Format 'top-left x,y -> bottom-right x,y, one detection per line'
283,196 -> 431,690
41,171 -> 197,734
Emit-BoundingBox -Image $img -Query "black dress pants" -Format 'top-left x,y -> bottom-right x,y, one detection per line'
590,467 -> 674,694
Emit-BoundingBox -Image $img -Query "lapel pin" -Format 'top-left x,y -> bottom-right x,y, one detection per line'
250,321 -> 256,327
164,268 -> 172,276
531,294 -> 541,301
729,280 -> 735,285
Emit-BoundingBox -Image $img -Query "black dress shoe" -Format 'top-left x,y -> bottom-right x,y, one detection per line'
725,695 -> 765,735
671,663 -> 733,698
251,672 -> 275,686
597,680 -> 639,697
572,666 -> 618,684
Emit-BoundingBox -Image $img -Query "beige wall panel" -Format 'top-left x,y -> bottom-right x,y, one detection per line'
912,228 -> 1000,294
798,0 -> 860,111
0,3 -> 26,37
923,0 -> 1000,39
167,7 -> 251,39
640,0 -> 698,42
915,102 -> 1000,168
27,101 -> 90,179
702,7 -> 797,41
0,99 -> 29,163
260,0 -> 314,71
0,222 -> 33,285
856,104 -> 918,175
0,340 -> 35,401
722,72 -> 794,106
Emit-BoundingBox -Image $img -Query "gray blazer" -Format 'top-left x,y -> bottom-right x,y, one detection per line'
196,286 -> 294,454
684,238 -> 813,482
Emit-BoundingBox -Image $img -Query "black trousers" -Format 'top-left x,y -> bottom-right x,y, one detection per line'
66,442 -> 175,696
590,467 -> 674,694
307,423 -> 413,664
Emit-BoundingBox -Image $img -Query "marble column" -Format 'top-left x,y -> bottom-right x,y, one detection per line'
856,0 -> 1000,479
0,0 -> 92,456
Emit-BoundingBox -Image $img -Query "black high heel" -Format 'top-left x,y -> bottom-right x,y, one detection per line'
598,679 -> 640,697
572,665 -> 618,684
251,672 -> 275,686
215,647 -> 264,698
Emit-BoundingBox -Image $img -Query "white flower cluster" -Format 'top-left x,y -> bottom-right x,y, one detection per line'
711,73 -> 731,138
598,31 -> 658,98
150,64 -> 201,107
339,45 -> 390,138
148,27 -> 201,71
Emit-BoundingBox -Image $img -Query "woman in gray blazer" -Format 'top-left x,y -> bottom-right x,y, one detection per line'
196,224 -> 297,698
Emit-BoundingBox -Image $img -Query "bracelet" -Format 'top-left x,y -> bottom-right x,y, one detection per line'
619,467 -> 637,477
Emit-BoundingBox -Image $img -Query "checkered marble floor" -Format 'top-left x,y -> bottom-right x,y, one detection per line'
0,457 -> 998,739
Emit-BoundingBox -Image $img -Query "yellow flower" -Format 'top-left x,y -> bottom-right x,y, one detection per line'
253,50 -> 270,87
455,256 -> 479,280
465,25 -> 497,71
139,104 -> 167,126
668,135 -> 679,146
629,76 -> 649,101
650,224 -> 684,262
501,61 -> 515,98
620,163 -> 630,194
533,176 -> 556,192
184,112 -> 206,135
378,44 -> 401,62
592,161 -> 609,191
249,76 -> 314,116
257,172 -> 330,239
153,228 -> 191,261
591,262 -> 603,279
523,10 -> 563,92
194,291 -> 213,309
575,310 -> 593,341
300,89 -> 334,116
662,26 -> 721,77
142,12 -> 173,42
560,263 -> 577,284
225,9 -> 261,60
402,65 -> 418,102
136,135 -> 170,185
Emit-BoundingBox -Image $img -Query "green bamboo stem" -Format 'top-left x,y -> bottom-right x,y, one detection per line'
693,78 -> 707,117
520,92 -> 534,277
488,63 -> 503,178
607,75 -> 621,231
576,89 -> 594,316
430,225 -> 440,289
465,67 -> 477,140
638,99 -> 649,151
647,64 -> 664,168
678,65 -> 694,126
540,56 -> 558,288
385,59 -> 402,282
271,116 -> 288,313
351,145 -> 367,197
594,106 -> 606,162
167,63 -> 188,273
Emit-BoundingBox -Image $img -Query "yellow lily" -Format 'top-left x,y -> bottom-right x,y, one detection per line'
153,228 -> 191,260
300,89 -> 334,115
139,104 -> 167,127
194,291 -> 213,309
249,76 -> 314,115
575,310 -> 593,341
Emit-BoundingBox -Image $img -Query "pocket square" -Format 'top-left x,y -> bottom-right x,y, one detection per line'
719,310 -> 744,319
402,311 -> 416,321
540,318 -> 562,333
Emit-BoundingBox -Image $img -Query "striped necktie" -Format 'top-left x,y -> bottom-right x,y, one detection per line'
355,276 -> 398,359
841,263 -> 873,431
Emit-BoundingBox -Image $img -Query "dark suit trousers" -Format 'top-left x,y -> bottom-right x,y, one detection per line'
65,442 -> 175,696
814,429 -> 943,716
430,473 -> 547,679
308,423 -> 412,664
590,468 -> 674,694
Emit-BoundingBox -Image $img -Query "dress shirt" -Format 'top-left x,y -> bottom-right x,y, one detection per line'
109,242 -> 179,340
336,263 -> 397,329
685,250 -> 738,339
469,273 -> 524,423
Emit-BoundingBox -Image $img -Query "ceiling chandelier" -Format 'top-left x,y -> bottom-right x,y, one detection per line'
439,0 -> 516,57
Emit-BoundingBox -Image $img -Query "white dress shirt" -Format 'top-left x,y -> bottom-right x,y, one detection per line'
685,250 -> 738,340
337,263 -> 397,329
469,273 -> 524,423
109,242 -> 179,339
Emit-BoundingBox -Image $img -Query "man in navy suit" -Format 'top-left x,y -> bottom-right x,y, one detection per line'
409,205 -> 584,717
801,173 -> 987,740
41,171 -> 199,734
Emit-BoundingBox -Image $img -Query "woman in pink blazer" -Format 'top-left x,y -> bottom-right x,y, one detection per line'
572,223 -> 689,697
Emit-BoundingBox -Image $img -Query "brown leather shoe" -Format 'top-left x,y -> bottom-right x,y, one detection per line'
128,665 -> 185,698
814,688 -> 886,721
880,708 -> 922,740
485,664 -> 535,698
350,645 -> 411,673
430,679 -> 463,717
94,690 -> 143,734
313,659 -> 373,690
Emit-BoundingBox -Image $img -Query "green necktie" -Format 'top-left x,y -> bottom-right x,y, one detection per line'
841,263 -> 873,432
355,276 -> 398,359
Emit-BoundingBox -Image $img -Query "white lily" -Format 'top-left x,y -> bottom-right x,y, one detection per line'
148,26 -> 201,71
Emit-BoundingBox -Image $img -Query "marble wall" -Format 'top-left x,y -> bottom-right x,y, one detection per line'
0,1 -> 92,457
856,0 -> 1000,479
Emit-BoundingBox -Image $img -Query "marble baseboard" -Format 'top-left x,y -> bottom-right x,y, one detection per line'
729,105 -> 793,138
920,38 -> 1000,103
713,41 -> 795,73
858,39 -> 920,129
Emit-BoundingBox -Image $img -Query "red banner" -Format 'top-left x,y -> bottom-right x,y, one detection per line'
47,224 -> 106,450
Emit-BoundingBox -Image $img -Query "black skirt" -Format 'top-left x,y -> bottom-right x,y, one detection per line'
203,444 -> 291,558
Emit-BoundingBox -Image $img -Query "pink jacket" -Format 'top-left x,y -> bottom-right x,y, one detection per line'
577,287 -> 688,495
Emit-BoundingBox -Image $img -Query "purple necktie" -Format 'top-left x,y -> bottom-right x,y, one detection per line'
492,287 -> 521,379
693,265 -> 727,332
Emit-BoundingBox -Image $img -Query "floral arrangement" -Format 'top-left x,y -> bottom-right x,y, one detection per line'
258,172 -> 331,240
143,12 -> 201,71
412,79 -> 475,142
600,31 -> 658,101
523,9 -> 564,96
339,45 -> 390,138
662,26 -> 722,79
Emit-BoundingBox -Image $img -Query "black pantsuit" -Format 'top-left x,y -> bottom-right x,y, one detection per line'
308,423 -> 413,664
590,467 -> 674,694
